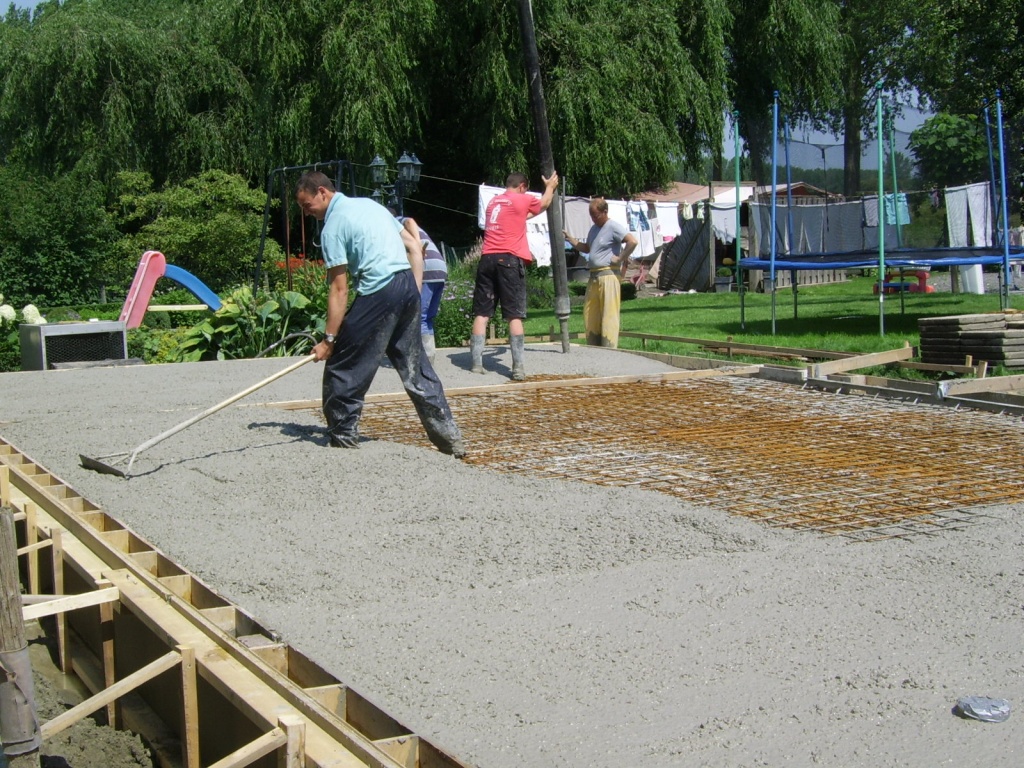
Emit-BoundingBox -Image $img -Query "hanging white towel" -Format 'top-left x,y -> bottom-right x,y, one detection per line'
709,203 -> 739,244
965,182 -> 991,247
944,186 -> 969,247
655,202 -> 682,239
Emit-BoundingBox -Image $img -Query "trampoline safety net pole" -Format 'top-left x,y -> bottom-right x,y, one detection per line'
996,91 -> 1012,311
770,91 -> 779,336
876,85 -> 886,337
735,110 -> 743,319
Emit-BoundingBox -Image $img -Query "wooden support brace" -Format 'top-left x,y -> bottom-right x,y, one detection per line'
16,540 -> 51,557
205,725 -> 288,768
41,649 -> 181,739
809,344 -> 913,378
21,587 -> 119,622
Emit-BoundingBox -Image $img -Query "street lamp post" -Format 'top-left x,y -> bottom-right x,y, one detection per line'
369,151 -> 423,216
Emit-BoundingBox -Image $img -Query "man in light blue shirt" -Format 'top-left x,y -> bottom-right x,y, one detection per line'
295,171 -> 464,456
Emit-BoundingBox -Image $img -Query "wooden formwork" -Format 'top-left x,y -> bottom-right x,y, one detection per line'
0,438 -> 470,768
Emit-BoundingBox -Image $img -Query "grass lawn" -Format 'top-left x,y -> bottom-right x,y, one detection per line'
523,273 -> 1023,374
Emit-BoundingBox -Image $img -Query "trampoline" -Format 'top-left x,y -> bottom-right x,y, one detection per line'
734,90 -> 1017,335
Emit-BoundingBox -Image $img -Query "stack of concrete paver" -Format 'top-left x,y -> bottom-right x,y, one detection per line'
919,313 -> 1024,368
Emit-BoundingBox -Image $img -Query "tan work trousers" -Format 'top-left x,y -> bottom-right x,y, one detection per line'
583,271 -> 621,348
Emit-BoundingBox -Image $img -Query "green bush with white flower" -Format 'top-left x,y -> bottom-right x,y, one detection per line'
0,294 -> 48,372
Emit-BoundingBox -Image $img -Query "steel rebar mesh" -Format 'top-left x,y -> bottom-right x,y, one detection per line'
357,376 -> 1024,539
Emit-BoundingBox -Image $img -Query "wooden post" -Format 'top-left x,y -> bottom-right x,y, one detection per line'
277,715 -> 305,768
97,578 -> 118,728
179,645 -> 200,768
24,503 -> 39,596
0,508 -> 41,767
50,528 -> 70,674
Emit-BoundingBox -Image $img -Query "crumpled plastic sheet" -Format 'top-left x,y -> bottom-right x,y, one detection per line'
956,696 -> 1011,723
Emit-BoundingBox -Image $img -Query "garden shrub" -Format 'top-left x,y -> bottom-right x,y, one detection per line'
128,326 -> 192,364
175,285 -> 324,361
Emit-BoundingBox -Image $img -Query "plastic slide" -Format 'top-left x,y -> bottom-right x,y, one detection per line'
119,250 -> 223,329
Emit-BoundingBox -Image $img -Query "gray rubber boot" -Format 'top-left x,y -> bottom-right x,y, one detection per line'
470,334 -> 485,374
510,334 -> 526,381
422,333 -> 436,365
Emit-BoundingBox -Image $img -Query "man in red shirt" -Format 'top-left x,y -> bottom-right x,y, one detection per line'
471,170 -> 559,380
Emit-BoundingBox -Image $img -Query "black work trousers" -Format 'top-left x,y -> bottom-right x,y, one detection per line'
322,269 -> 462,452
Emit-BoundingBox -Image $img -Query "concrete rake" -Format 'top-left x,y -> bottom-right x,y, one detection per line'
80,354 -> 315,478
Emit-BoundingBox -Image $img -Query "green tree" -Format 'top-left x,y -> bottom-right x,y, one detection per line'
423,0 -> 731,197
727,0 -> 844,185
831,0 -> 921,196
907,113 -> 990,189
0,0 -> 249,184
0,163 -> 116,307
110,170 -> 283,296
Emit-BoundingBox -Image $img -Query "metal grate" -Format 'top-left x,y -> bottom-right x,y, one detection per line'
357,376 -> 1024,540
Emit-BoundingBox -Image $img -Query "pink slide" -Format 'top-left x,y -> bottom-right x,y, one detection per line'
120,251 -> 167,329
118,251 -> 223,329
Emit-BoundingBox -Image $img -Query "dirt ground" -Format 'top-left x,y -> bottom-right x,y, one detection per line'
2,344 -> 1022,767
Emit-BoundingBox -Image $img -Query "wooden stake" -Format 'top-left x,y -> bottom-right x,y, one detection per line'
98,578 -> 118,727
179,645 -> 201,768
278,715 -> 306,768
49,528 -> 70,674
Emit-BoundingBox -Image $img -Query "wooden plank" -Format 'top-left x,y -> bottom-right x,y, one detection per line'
41,649 -> 180,738
270,367 -> 761,410
22,586 -> 119,621
619,332 -> 855,360
810,344 -> 914,378
939,373 -> 1024,398
895,361 -> 978,375
2,442 -> 464,768
147,304 -> 208,312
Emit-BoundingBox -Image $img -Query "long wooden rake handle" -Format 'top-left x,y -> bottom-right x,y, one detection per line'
124,354 -> 316,475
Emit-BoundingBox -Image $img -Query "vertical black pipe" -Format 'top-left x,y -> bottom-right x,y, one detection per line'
516,0 -> 570,352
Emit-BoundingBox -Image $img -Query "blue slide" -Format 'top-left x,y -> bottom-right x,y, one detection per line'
164,264 -> 223,311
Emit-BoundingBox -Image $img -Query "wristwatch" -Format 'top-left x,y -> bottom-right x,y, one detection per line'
324,333 -> 336,344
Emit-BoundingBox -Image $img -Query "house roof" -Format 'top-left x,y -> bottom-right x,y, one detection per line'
637,181 -> 756,205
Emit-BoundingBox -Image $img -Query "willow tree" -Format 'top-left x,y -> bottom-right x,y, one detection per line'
0,0 -> 250,184
727,0 -> 844,185
424,0 -> 730,198
205,0 -> 437,180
